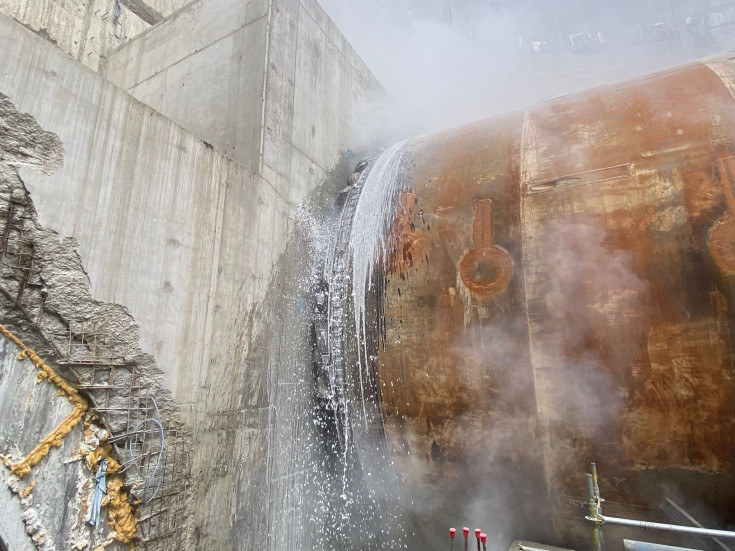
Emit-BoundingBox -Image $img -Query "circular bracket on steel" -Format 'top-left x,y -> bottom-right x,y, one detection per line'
458,199 -> 513,297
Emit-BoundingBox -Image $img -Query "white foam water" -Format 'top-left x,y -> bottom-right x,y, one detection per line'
348,140 -> 408,422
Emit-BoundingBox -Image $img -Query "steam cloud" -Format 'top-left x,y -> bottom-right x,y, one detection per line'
537,220 -> 648,435
320,0 -> 735,140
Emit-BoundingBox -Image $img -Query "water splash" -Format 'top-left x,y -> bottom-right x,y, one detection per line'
274,139 -> 414,550
349,140 -> 408,422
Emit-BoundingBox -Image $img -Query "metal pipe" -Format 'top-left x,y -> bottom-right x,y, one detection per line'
464,527 -> 469,551
481,532 -> 487,551
475,528 -> 482,551
587,474 -> 595,503
591,462 -> 601,501
623,540 -> 702,551
450,528 -> 456,551
593,465 -> 607,551
599,516 -> 735,539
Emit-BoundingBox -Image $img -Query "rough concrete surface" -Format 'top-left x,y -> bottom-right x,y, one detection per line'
0,0 -> 195,73
261,0 -> 386,205
119,0 -> 192,24
0,89 -> 195,551
0,0 -> 152,72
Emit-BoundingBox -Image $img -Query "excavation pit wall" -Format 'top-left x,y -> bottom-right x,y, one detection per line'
0,13 -> 273,551
0,0 -> 384,546
0,89 -> 193,549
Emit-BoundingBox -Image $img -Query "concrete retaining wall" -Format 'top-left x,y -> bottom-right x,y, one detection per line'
0,11 -> 282,550
0,0 -> 194,72
0,0 -> 384,547
105,0 -> 385,201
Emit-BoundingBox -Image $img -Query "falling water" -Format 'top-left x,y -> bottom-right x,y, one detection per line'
324,139 -> 416,548
265,141 -> 417,551
341,140 -> 418,549
266,206 -> 327,551
349,140 -> 408,348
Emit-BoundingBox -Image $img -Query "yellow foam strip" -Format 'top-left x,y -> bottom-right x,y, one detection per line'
106,477 -> 137,543
82,439 -> 137,542
0,322 -> 88,478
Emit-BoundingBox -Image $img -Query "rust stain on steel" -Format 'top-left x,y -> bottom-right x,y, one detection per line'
376,115 -> 541,544
386,188 -> 426,275
710,154 -> 735,273
457,199 -> 513,297
364,57 -> 735,549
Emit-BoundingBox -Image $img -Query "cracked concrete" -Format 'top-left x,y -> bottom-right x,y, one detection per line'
0,92 -> 193,551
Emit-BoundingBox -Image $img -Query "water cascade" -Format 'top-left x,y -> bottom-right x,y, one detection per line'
267,142 -> 417,551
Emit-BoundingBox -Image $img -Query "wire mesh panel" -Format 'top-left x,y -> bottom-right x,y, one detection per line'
0,195 -> 41,305
136,431 -> 191,551
121,395 -> 166,501
57,329 -> 192,548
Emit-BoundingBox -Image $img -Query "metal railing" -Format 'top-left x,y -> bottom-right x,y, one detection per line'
585,462 -> 735,551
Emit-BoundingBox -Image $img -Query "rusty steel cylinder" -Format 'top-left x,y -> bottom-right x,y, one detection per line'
332,54 -> 735,550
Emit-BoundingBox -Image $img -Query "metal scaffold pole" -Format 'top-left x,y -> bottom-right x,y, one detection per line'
600,517 -> 735,540
587,462 -> 606,551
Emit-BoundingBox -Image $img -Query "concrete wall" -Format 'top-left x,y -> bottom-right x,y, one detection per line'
2,14 -> 237,399
0,0 -> 193,73
0,0 -> 145,72
261,0 -> 385,205
0,11 -> 282,550
105,0 -> 385,200
122,0 -> 193,21
105,0 -> 270,173
0,0 -> 384,548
